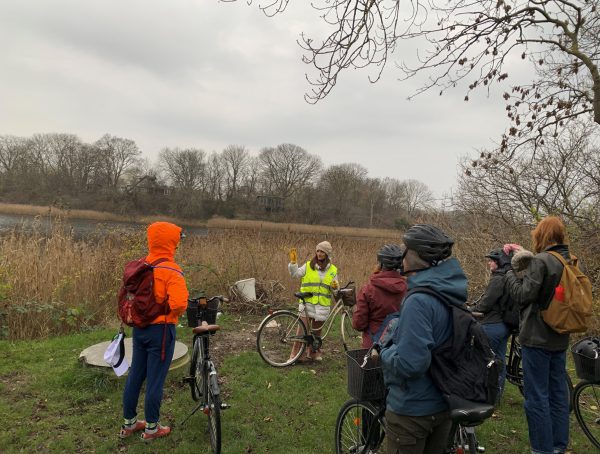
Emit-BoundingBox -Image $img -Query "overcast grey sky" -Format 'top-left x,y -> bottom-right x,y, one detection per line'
0,0 -> 520,197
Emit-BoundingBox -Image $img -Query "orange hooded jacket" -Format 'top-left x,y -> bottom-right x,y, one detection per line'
145,222 -> 189,325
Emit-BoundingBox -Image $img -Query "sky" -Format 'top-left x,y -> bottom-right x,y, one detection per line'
0,0 -> 522,198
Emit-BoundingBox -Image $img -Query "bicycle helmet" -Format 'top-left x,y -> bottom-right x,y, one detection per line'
377,244 -> 405,270
485,248 -> 513,269
402,224 -> 454,265
573,337 -> 600,359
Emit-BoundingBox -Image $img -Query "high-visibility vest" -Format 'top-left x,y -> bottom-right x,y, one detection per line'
300,261 -> 338,307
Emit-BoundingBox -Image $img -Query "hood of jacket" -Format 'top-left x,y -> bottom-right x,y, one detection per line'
406,257 -> 468,306
146,222 -> 182,261
370,270 -> 406,294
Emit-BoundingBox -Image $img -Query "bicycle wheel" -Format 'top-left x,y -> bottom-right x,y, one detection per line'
573,381 -> 600,449
341,309 -> 362,351
207,385 -> 222,453
335,399 -> 385,454
190,337 -> 205,402
256,310 -> 308,367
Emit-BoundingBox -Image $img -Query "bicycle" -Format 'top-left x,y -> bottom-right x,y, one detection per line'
256,281 -> 361,367
506,331 -> 574,407
571,336 -> 600,449
334,348 -> 493,454
182,295 -> 230,454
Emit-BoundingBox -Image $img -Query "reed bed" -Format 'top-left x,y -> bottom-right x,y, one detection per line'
1,217 -> 598,340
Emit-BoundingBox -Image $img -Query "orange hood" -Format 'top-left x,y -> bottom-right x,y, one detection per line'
146,222 -> 182,261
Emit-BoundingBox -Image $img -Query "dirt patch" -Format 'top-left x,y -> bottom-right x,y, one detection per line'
210,315 -> 262,364
0,370 -> 34,402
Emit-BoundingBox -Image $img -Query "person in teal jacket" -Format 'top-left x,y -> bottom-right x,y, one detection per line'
379,224 -> 468,454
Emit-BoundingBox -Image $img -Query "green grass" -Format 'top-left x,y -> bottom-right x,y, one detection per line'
0,319 -> 598,453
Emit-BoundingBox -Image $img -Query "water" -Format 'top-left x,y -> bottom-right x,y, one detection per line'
0,213 -> 208,238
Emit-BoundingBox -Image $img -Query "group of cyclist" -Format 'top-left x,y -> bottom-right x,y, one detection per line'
289,216 -> 574,454
118,215 -> 575,453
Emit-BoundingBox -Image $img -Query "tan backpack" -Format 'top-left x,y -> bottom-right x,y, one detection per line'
541,251 -> 593,334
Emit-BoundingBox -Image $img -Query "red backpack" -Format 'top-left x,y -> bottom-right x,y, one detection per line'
118,258 -> 172,328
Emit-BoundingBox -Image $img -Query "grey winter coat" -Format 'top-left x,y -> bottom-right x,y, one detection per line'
504,244 -> 570,351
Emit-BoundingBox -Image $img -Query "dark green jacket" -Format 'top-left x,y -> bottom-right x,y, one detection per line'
505,244 -> 570,351
474,271 -> 509,325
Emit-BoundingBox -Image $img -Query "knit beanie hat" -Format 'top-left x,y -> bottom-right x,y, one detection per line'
316,241 -> 333,257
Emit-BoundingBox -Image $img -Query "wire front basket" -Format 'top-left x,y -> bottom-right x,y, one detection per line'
186,297 -> 220,327
346,349 -> 385,401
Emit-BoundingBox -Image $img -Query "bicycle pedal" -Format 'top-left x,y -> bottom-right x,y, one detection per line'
220,402 -> 230,410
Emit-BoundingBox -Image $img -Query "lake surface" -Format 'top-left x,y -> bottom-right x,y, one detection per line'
0,213 -> 208,238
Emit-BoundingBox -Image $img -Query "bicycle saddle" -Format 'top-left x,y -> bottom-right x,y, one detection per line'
294,291 -> 313,300
447,395 -> 494,424
192,323 -> 220,335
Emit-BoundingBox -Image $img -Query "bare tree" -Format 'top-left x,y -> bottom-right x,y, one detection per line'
258,143 -> 322,198
95,134 -> 141,188
233,0 -> 600,153
320,162 -> 368,224
159,147 -> 206,192
221,145 -> 250,200
403,179 -> 434,216
457,121 -> 600,230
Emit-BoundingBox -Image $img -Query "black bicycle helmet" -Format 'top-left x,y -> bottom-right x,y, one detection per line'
377,244 -> 405,270
573,338 -> 600,359
485,248 -> 513,270
402,224 -> 454,265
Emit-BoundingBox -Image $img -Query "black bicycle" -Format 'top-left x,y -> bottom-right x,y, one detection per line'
182,295 -> 229,454
506,331 -> 574,406
571,337 -> 600,449
334,349 -> 493,454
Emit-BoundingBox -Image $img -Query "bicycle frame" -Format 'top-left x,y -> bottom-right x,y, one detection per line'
300,296 -> 347,341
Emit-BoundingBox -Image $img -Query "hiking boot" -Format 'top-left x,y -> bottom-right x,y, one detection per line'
119,420 -> 146,438
140,425 -> 171,442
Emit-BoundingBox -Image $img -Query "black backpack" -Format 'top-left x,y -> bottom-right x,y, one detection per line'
408,287 -> 501,406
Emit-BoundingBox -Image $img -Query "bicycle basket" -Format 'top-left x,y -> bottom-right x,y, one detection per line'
200,297 -> 220,325
186,298 -> 200,328
346,348 -> 385,401
571,337 -> 600,382
340,286 -> 357,307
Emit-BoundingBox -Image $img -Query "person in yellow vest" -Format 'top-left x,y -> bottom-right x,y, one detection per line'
288,241 -> 339,361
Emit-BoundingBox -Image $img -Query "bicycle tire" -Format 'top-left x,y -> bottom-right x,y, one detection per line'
190,337 -> 205,402
573,381 -> 600,449
335,399 -> 385,454
466,430 -> 477,454
207,384 -> 222,454
256,310 -> 308,367
341,309 -> 362,351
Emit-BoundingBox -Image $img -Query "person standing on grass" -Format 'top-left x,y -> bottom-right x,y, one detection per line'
352,244 -> 407,349
472,247 -> 517,402
504,216 -> 572,454
120,222 -> 188,442
288,241 -> 338,361
378,224 -> 466,454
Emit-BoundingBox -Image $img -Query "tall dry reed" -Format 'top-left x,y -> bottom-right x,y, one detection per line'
1,217 -> 597,339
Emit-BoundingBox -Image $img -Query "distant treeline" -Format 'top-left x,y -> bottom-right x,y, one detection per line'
0,133 -> 435,228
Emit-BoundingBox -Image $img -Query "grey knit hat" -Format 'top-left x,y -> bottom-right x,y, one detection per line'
316,241 -> 333,257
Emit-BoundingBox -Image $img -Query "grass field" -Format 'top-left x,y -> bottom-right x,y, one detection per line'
1,314 -> 597,454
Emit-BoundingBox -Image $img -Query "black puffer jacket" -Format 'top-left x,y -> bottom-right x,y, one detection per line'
474,271 -> 509,325
505,244 -> 570,351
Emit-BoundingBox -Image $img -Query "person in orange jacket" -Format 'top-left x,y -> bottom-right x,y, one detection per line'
120,222 -> 189,442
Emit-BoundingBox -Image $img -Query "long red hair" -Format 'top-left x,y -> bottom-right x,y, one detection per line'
531,216 -> 568,253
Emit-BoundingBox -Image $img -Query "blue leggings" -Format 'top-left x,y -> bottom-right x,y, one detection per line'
123,324 -> 176,423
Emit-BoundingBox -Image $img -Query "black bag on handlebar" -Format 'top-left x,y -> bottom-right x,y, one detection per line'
339,285 -> 357,307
